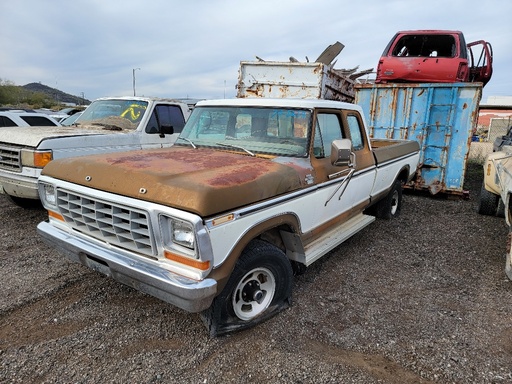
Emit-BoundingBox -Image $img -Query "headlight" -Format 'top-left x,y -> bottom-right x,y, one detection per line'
38,182 -> 57,207
21,149 -> 53,168
172,220 -> 195,249
160,215 -> 211,274
160,216 -> 195,250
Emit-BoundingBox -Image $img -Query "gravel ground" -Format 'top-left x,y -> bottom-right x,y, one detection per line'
1,162 -> 511,384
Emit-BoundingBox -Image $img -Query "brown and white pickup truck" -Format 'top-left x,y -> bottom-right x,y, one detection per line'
37,97 -> 420,336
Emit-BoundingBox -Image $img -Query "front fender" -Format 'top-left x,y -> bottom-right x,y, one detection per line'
207,213 -> 301,293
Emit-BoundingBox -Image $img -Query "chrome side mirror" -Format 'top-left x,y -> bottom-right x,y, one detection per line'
330,139 -> 355,167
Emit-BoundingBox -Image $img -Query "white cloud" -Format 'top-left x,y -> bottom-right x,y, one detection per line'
1,0 -> 510,102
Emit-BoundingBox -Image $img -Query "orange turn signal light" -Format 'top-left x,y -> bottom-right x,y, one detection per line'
48,210 -> 65,222
34,152 -> 53,168
164,250 -> 210,271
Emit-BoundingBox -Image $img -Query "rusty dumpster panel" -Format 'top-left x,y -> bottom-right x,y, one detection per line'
355,82 -> 482,195
237,61 -> 357,103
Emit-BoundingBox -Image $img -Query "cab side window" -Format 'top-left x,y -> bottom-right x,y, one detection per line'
145,105 -> 186,134
313,113 -> 343,158
346,114 -> 364,151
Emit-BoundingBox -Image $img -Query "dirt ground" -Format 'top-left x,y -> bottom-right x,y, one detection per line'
1,162 -> 511,384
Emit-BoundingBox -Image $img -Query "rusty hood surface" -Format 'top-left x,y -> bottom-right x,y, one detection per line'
42,147 -> 305,217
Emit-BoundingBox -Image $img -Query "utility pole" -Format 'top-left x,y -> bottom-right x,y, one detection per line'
132,68 -> 140,96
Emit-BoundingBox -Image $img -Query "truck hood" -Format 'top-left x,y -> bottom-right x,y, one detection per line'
0,125 -> 125,147
42,147 -> 304,217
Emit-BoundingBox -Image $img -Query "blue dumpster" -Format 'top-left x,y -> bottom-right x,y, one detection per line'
355,82 -> 482,195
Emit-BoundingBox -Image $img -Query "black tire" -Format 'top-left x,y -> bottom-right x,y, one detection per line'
496,198 -> 505,218
506,227 -> 512,281
200,239 -> 293,337
374,179 -> 402,219
477,183 -> 499,216
7,195 -> 43,210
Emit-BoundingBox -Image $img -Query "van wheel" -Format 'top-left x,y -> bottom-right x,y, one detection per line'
374,179 -> 402,219
201,239 -> 293,337
477,183 -> 499,216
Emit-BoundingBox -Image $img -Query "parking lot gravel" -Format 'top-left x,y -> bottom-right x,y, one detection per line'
1,162 -> 511,384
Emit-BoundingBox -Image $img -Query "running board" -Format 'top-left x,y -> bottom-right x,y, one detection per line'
303,214 -> 375,266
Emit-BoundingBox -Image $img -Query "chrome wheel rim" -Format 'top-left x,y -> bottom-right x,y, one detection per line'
232,267 -> 276,320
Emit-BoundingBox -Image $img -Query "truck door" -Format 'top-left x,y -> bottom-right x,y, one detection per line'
343,111 -> 377,209
306,110 -> 374,228
467,40 -> 493,86
141,104 -> 186,148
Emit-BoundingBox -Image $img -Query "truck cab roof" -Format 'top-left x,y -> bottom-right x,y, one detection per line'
197,97 -> 363,112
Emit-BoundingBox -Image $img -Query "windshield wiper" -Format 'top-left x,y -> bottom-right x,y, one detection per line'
176,137 -> 197,148
216,142 -> 255,157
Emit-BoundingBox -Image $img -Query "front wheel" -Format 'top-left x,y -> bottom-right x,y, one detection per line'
506,227 -> 512,281
7,195 -> 43,210
201,239 -> 293,337
477,183 -> 499,216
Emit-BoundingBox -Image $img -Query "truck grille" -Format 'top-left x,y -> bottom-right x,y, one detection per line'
0,145 -> 21,171
57,189 -> 155,257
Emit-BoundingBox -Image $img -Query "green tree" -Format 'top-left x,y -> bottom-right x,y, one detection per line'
0,78 -> 22,105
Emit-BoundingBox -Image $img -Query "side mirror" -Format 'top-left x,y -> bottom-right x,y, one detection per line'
330,139 -> 355,167
159,125 -> 174,137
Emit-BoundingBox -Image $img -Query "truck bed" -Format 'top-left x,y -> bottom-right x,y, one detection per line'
371,138 -> 420,164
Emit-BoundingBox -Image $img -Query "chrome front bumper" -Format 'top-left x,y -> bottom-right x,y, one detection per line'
37,221 -> 217,313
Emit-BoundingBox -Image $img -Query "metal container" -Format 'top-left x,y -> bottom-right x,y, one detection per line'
237,61 -> 356,103
355,82 -> 482,195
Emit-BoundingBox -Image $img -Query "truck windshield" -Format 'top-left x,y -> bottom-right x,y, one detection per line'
75,99 -> 149,130
178,106 -> 311,157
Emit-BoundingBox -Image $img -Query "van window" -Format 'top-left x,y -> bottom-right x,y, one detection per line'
0,116 -> 17,127
20,116 -> 59,126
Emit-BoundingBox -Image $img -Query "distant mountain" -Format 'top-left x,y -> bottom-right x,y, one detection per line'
22,82 -> 91,105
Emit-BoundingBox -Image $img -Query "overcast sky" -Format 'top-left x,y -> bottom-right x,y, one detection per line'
1,0 -> 510,104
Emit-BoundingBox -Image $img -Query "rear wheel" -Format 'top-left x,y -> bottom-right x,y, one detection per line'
374,179 -> 402,219
201,239 -> 293,337
477,183 -> 499,216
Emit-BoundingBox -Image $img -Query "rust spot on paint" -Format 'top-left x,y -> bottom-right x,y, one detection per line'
105,147 -> 260,172
208,163 -> 276,186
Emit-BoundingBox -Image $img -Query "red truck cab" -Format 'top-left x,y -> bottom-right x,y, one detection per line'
376,30 -> 492,86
